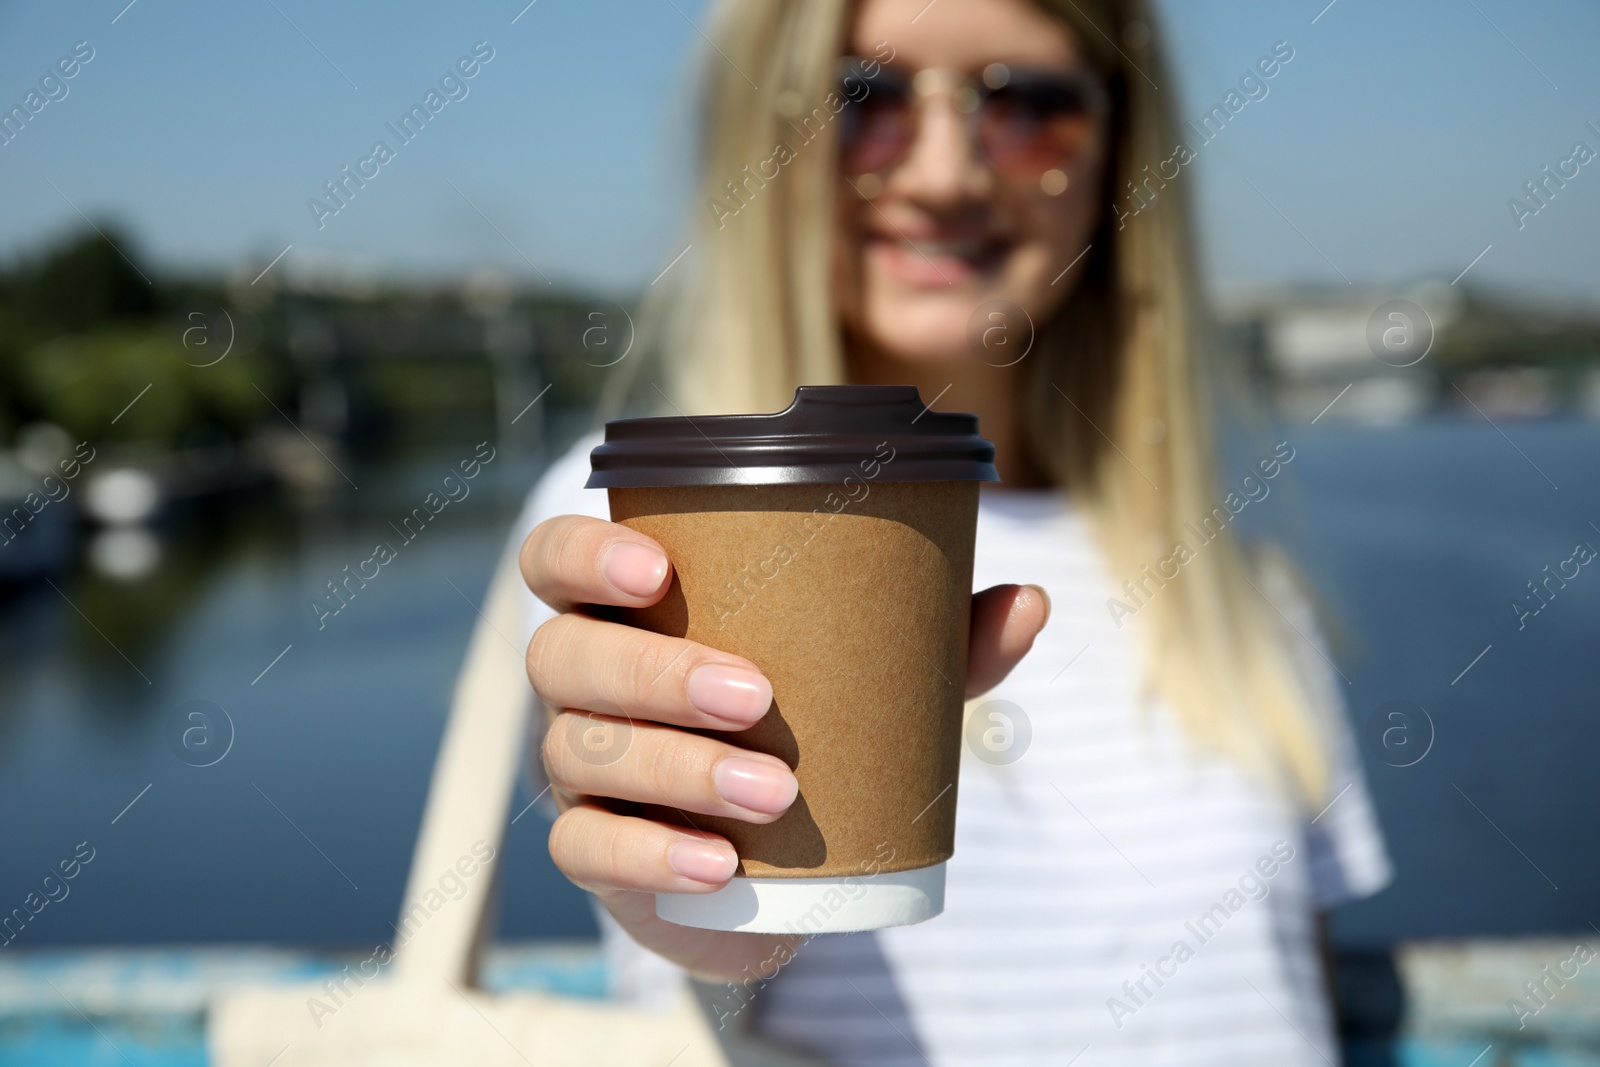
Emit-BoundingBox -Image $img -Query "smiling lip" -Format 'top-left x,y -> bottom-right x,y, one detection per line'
863,232 -> 1009,286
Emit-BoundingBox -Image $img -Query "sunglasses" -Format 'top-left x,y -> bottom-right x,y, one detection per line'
836,57 -> 1109,189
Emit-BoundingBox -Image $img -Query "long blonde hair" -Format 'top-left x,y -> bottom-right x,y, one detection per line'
624,0 -> 1330,805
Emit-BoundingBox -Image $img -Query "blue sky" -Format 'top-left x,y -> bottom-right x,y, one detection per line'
1,0 -> 1597,305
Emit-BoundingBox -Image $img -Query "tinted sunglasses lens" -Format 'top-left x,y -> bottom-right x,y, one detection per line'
980,76 -> 1102,175
837,64 -> 910,175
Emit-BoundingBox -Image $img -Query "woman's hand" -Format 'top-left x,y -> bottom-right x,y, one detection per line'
521,514 -> 1049,982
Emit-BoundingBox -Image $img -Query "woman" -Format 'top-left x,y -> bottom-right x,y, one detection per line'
516,0 -> 1390,1062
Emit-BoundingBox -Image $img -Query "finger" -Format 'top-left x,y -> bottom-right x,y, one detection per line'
528,613 -> 773,730
543,712 -> 798,823
521,514 -> 672,613
966,583 -> 1050,697
549,802 -> 740,894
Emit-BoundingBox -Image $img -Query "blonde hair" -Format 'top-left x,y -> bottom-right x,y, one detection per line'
623,0 -> 1329,805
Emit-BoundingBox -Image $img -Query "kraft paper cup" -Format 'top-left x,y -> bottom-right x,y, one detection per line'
586,386 -> 997,933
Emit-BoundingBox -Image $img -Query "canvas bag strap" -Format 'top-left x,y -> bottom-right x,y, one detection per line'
392,543 -> 530,986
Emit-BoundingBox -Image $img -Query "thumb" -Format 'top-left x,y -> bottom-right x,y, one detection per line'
965,584 -> 1050,698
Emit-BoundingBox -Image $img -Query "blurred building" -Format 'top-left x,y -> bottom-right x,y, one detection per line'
1216,282 -> 1600,423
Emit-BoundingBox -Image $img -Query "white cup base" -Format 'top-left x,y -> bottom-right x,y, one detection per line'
655,863 -> 945,934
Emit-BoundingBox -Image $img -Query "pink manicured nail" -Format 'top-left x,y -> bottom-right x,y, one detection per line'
668,839 -> 737,884
602,542 -> 668,598
686,664 -> 773,725
713,757 -> 798,814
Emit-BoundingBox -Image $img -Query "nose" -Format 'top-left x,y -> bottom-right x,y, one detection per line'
887,79 -> 993,207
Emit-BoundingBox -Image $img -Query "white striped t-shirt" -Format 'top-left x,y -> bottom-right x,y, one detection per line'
514,437 -> 1391,1067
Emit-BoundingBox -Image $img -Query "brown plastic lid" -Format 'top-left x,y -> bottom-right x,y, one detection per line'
586,385 -> 999,488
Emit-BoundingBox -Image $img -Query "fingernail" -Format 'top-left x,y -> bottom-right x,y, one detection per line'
714,757 -> 798,814
603,542 -> 668,598
668,839 -> 737,884
687,664 -> 773,725
1027,583 -> 1052,625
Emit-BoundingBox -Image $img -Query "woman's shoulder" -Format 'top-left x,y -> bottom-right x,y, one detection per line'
515,431 -> 609,536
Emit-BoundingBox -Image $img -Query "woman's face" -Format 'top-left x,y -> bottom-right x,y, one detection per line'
835,0 -> 1111,366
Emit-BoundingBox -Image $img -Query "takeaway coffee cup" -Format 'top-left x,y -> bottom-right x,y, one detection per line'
585,385 -> 997,934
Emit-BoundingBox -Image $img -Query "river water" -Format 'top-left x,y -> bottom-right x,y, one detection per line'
0,418 -> 1594,951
